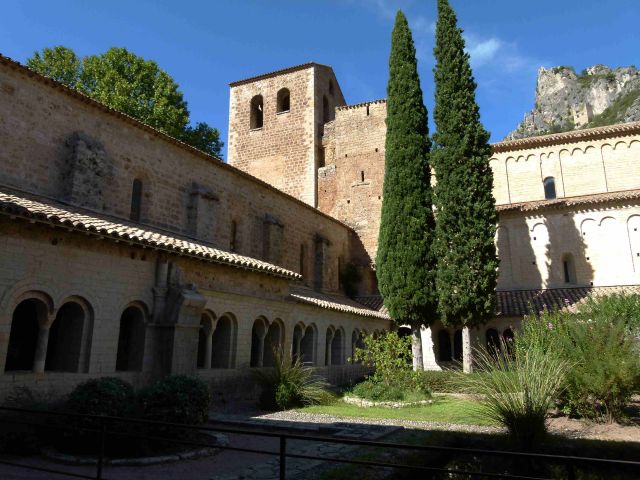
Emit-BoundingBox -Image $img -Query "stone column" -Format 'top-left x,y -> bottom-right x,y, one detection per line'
325,333 -> 333,367
33,325 -> 50,373
204,323 -> 214,369
462,326 -> 473,373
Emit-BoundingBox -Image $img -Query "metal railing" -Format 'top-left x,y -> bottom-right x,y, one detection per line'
0,406 -> 638,480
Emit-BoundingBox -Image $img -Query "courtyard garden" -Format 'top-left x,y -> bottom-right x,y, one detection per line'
256,293 -> 640,446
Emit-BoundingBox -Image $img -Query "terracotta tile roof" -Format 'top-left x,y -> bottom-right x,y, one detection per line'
0,188 -> 301,280
492,121 -> 640,153
355,285 -> 640,319
290,287 -> 390,320
496,189 -> 640,213
496,285 -> 640,316
0,54 -> 352,233
229,62 -> 332,87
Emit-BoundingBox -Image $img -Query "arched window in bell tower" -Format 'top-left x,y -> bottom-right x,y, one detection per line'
250,95 -> 263,129
276,88 -> 290,113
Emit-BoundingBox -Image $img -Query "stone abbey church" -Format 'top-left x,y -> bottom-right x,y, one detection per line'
1,56 -> 639,399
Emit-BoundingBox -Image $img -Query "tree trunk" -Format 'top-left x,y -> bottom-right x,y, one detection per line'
462,326 -> 473,373
411,325 -> 424,371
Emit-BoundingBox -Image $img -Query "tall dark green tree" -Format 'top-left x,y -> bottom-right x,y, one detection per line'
27,46 -> 223,157
376,11 -> 437,370
432,0 -> 498,372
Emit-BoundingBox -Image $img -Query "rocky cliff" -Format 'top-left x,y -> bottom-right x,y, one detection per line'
506,65 -> 640,140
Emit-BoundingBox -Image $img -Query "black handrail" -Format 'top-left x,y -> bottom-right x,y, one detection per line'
0,406 -> 638,480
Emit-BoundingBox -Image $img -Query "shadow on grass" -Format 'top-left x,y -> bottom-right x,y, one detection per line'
317,428 -> 640,480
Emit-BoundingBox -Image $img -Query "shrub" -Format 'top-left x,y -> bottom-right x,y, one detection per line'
138,375 -> 211,425
352,332 -> 431,402
54,377 -> 137,456
253,349 -> 334,410
354,331 -> 413,387
352,379 -> 406,402
66,377 -> 134,417
414,370 -> 457,393
458,337 -> 569,447
0,387 -> 55,455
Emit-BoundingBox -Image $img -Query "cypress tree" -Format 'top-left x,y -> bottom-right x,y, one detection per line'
376,11 -> 437,370
432,0 -> 498,372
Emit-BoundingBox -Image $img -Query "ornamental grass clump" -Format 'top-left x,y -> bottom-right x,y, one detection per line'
520,294 -> 640,421
460,338 -> 568,447
253,349 -> 333,411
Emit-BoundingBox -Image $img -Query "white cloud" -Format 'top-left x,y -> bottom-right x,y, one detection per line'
467,37 -> 502,67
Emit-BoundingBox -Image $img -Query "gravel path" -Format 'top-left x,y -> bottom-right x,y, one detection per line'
259,410 -> 503,435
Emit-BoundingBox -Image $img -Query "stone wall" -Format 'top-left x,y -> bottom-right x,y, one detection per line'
318,100 -> 387,266
497,203 -> 640,290
490,134 -> 640,204
0,61 -> 356,293
0,219 -> 389,399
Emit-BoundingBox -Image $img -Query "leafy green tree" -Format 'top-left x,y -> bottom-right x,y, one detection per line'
27,46 -> 223,157
376,11 -> 437,370
27,46 -> 81,87
79,48 -> 189,139
432,0 -> 498,372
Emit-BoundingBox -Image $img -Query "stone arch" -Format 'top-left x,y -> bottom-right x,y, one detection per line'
351,328 -> 359,361
115,302 -> 147,372
453,329 -> 463,362
4,297 -> 50,372
561,252 -> 577,284
250,95 -> 264,129
503,328 -> 515,358
197,310 -> 216,369
496,225 -> 513,288
263,319 -> 284,367
276,88 -> 290,113
212,313 -> 237,369
331,327 -> 345,365
485,328 -> 501,358
506,153 -> 543,202
292,322 -> 305,362
45,297 -> 93,373
627,215 -> 640,272
250,316 -> 268,368
560,145 -> 606,196
437,329 -> 452,362
2,289 -> 54,324
489,157 -> 509,204
300,323 -> 317,366
324,326 -> 335,366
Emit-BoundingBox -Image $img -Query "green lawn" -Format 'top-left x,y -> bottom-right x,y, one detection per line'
297,396 -> 494,426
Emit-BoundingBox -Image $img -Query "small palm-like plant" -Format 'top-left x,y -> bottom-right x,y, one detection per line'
459,338 -> 568,447
252,349 -> 334,410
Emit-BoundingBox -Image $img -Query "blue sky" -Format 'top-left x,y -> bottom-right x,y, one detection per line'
2,1 -> 638,158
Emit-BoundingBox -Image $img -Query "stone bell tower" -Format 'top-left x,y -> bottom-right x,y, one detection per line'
227,62 -> 345,207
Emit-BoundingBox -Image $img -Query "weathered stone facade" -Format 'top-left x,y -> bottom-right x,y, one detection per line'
229,64 -> 640,371
2,51 -> 640,395
0,56 -> 388,400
